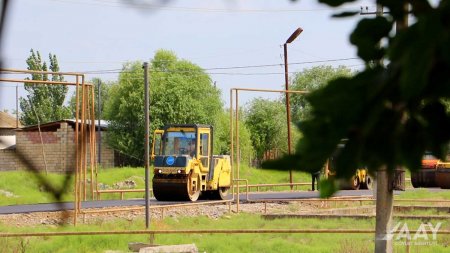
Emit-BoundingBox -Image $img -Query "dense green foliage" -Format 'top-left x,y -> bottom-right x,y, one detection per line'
265,0 -> 450,197
289,65 -> 353,121
68,77 -> 112,119
104,50 -> 223,165
245,98 -> 290,160
214,109 -> 253,163
19,49 -> 71,125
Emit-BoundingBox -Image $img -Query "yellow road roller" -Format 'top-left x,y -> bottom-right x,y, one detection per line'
411,153 -> 440,188
327,143 -> 372,190
151,124 -> 231,201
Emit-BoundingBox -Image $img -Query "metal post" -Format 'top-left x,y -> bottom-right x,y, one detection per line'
143,62 -> 150,229
284,43 -> 293,190
97,80 -> 101,165
229,89 -> 234,206
283,27 -> 302,190
74,75 -> 80,225
15,84 -> 18,128
90,85 -> 96,200
81,81 -> 87,201
235,90 -> 240,213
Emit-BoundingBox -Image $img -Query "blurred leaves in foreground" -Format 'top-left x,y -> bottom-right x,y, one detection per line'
264,0 -> 450,197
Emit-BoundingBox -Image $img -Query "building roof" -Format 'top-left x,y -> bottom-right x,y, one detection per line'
0,111 -> 22,129
19,119 -> 109,132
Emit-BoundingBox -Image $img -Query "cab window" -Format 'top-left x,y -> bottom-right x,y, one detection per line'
200,133 -> 209,156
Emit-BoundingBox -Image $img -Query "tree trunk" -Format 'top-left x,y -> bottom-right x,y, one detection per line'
375,167 -> 394,253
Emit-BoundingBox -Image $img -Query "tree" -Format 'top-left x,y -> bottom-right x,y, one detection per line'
214,109 -> 254,164
68,77 -> 112,119
19,49 -> 71,125
266,1 -> 450,252
245,98 -> 292,160
289,65 -> 353,121
104,49 -> 223,165
267,0 -> 450,196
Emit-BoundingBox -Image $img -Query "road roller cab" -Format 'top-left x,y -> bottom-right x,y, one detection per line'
151,124 -> 231,201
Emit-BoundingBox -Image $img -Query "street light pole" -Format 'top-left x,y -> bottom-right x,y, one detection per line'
143,62 -> 150,229
284,27 -> 303,190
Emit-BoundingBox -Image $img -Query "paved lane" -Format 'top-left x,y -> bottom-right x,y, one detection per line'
0,190 -> 377,215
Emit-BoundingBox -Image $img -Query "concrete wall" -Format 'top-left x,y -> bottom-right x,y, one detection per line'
0,122 -> 114,172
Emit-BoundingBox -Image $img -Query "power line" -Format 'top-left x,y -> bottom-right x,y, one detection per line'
78,57 -> 360,75
50,0 -> 366,13
0,58 -> 362,80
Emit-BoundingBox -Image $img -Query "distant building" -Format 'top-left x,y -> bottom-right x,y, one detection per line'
0,119 -> 116,172
0,111 -> 21,149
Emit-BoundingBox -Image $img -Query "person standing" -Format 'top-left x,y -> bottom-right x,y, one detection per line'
311,170 -> 320,191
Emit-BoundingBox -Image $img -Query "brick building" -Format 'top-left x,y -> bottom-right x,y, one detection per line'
0,111 -> 21,148
0,112 -> 22,170
0,119 -> 115,172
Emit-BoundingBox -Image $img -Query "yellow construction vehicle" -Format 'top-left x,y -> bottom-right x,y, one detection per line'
151,124 -> 231,201
349,168 -> 372,190
327,143 -> 373,190
326,165 -> 373,190
436,161 -> 450,189
411,152 -> 450,189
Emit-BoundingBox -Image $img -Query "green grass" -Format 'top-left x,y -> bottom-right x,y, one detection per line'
397,188 -> 450,200
0,166 -> 315,206
238,164 -> 312,185
0,167 -> 448,206
96,167 -> 145,187
0,167 -> 147,206
0,171 -> 74,206
0,213 -> 448,253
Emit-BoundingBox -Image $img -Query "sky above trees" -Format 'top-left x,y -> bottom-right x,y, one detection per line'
0,0 -> 372,111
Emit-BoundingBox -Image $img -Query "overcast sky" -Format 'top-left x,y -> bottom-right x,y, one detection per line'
0,0 -> 374,113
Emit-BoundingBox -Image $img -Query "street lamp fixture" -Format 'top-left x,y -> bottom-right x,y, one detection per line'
284,27 -> 303,189
286,27 -> 303,44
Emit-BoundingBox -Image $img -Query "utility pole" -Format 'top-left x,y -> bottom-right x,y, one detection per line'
143,62 -> 150,229
361,3 -> 409,253
373,4 -> 394,253
283,27 -> 303,190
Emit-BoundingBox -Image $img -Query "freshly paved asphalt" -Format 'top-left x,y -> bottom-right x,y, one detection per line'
0,190 -> 374,215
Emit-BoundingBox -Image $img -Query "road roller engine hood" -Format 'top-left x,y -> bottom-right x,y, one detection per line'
153,155 -> 195,175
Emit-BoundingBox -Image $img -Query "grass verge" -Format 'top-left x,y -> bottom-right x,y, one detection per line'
0,213 -> 448,253
0,166 -> 312,206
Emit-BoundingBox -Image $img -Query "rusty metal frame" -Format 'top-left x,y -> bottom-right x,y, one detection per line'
229,88 -> 309,213
0,68 -> 97,226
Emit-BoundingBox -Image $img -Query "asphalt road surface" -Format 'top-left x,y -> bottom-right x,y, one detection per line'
0,190 -> 374,215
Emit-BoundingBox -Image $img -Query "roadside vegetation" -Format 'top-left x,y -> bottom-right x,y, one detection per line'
0,213 -> 448,253
0,166 -> 448,207
0,166 -> 313,206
